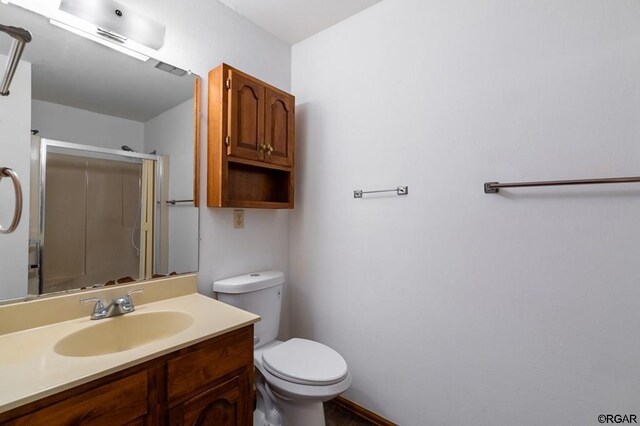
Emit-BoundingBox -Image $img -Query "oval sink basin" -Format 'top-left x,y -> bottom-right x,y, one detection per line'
54,311 -> 194,357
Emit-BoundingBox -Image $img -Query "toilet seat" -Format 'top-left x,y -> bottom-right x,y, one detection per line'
261,338 -> 348,386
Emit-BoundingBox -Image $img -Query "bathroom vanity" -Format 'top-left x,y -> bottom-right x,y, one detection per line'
0,327 -> 253,425
0,275 -> 259,426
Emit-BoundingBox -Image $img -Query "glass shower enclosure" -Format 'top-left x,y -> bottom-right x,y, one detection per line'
29,138 -> 160,294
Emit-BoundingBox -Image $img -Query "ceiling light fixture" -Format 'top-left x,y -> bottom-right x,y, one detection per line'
49,19 -> 149,61
45,0 -> 166,63
59,0 -> 165,49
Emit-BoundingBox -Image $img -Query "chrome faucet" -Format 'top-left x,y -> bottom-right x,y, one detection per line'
81,289 -> 143,320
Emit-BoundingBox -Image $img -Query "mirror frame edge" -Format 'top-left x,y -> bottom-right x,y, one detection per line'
194,76 -> 201,208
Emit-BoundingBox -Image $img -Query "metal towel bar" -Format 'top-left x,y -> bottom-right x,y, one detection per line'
166,199 -> 194,205
484,176 -> 640,194
0,24 -> 32,96
354,186 -> 408,198
0,167 -> 23,234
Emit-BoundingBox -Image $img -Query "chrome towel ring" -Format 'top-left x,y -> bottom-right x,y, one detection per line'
0,167 -> 22,234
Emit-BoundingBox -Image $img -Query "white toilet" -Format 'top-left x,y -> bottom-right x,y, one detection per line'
213,270 -> 351,426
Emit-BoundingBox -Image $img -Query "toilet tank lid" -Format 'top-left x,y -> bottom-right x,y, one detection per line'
213,270 -> 284,294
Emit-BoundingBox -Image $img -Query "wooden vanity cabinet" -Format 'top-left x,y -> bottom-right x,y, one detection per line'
0,326 -> 254,426
208,63 -> 295,209
168,375 -> 246,426
166,325 -> 253,425
1,372 -> 150,426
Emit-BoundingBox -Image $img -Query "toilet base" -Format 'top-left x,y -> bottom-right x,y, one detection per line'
253,408 -> 269,426
273,395 -> 325,426
253,401 -> 325,426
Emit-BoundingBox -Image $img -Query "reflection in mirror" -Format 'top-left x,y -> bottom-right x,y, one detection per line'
32,140 -> 160,295
0,2 -> 199,302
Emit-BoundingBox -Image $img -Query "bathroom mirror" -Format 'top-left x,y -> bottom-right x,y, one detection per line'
0,3 -> 199,302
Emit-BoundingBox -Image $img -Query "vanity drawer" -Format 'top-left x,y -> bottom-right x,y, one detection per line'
166,326 -> 253,404
7,371 -> 148,425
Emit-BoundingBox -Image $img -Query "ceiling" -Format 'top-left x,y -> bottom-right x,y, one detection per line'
0,3 -> 194,122
216,0 -> 383,45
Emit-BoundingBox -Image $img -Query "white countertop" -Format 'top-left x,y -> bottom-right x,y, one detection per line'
0,291 -> 260,414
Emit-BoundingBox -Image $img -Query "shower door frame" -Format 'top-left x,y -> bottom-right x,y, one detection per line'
37,138 -> 161,294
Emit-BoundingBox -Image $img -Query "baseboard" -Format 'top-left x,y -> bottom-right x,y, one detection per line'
332,395 -> 397,426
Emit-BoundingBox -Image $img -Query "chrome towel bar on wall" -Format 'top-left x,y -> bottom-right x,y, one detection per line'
484,175 -> 640,194
166,199 -> 194,205
354,186 -> 408,198
0,167 -> 23,234
0,24 -> 32,96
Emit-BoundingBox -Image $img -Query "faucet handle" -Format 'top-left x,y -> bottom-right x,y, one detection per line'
127,289 -> 143,297
80,296 -> 103,307
80,297 -> 106,320
123,289 -> 143,310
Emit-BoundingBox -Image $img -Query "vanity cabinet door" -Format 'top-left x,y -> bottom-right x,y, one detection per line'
168,374 -> 249,426
227,70 -> 265,162
166,326 -> 254,425
264,87 -> 295,167
166,326 -> 253,403
6,371 -> 149,426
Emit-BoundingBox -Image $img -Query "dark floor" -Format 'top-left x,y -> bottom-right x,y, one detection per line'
324,400 -> 376,426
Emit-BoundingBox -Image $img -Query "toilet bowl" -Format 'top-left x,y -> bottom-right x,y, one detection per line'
255,339 -> 352,426
214,271 -> 351,426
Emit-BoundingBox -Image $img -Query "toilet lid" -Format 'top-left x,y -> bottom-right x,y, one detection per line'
261,338 -> 348,386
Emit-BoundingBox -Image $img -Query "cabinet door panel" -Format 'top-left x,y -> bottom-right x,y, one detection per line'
265,88 -> 294,167
8,372 -> 148,426
168,375 -> 245,426
166,326 -> 252,404
228,70 -> 265,161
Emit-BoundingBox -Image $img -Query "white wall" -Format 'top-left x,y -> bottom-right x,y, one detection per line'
31,100 -> 144,151
125,0 -> 292,332
291,1 -> 640,424
0,56 -> 31,300
144,99 -> 198,274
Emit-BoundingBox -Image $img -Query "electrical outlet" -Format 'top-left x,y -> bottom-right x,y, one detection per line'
233,209 -> 244,229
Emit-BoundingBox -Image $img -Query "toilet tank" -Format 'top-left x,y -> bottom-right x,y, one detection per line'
213,270 -> 284,348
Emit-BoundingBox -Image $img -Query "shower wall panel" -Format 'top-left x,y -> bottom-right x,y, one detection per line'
43,153 -> 142,293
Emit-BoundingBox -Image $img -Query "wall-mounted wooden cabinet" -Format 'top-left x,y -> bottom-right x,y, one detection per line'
208,64 -> 295,209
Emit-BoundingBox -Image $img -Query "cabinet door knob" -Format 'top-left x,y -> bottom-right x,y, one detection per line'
266,145 -> 274,155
